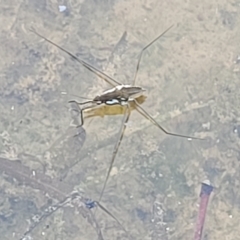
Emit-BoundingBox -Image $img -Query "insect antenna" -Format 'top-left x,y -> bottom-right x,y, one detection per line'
132,24 -> 174,86
67,93 -> 94,102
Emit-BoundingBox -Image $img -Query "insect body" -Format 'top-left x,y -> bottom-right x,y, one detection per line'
30,26 -> 204,204
68,84 -> 145,125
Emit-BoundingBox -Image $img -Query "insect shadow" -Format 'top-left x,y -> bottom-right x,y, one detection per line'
20,191 -> 131,240
30,25 -> 204,203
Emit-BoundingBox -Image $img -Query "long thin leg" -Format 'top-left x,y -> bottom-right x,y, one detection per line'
132,25 -> 174,86
134,100 -> 204,140
98,104 -> 131,202
96,201 -> 133,239
30,27 -> 121,87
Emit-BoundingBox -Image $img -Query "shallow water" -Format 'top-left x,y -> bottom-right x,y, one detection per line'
0,0 -> 240,239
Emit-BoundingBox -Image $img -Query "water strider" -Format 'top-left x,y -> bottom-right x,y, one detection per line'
30,26 -> 204,204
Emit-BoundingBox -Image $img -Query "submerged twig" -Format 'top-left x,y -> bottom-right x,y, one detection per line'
194,180 -> 213,240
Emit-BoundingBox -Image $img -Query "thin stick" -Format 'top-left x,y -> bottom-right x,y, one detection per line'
194,181 -> 213,240
132,25 -> 174,86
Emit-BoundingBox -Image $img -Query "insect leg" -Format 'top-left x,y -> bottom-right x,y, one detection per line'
98,104 -> 131,202
69,100 -> 98,127
96,201 -> 133,239
134,100 -> 204,140
30,27 -> 121,87
132,25 -> 174,86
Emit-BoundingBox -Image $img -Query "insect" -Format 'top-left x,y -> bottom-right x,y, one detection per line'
30,26 -> 204,203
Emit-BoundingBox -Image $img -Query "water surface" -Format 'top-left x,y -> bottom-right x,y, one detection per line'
0,0 -> 240,239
